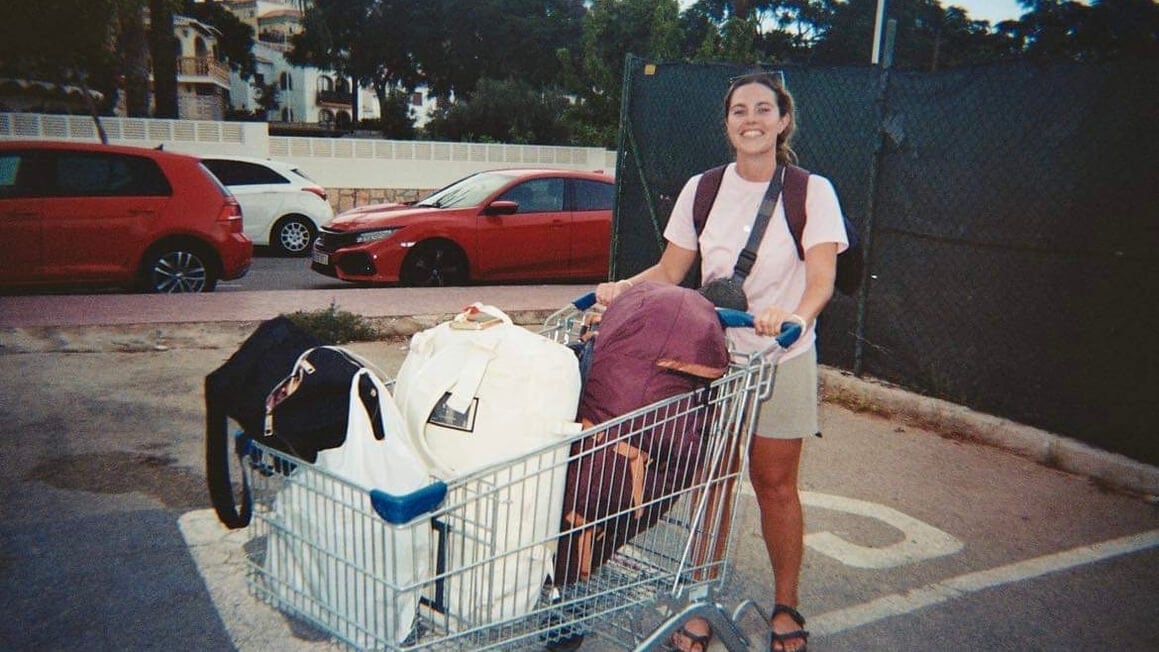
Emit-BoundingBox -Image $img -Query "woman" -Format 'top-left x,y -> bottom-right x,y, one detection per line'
594,71 -> 847,652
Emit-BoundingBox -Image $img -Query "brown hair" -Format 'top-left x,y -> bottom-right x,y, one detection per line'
724,71 -> 798,165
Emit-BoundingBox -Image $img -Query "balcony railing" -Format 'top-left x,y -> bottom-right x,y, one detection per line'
316,90 -> 353,106
176,57 -> 230,87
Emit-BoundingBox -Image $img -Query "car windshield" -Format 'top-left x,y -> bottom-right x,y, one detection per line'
415,171 -> 515,209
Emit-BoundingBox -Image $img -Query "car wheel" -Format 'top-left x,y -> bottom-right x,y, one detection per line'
271,215 -> 316,257
141,244 -> 218,293
399,240 -> 469,287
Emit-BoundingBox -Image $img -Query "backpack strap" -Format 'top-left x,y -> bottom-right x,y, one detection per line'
783,164 -> 810,260
694,163 -> 809,258
205,376 -> 253,529
732,165 -> 786,280
693,164 -> 727,235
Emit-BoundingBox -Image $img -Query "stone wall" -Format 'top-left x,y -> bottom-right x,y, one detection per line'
328,187 -> 431,213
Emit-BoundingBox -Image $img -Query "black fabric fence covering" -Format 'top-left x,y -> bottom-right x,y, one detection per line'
612,56 -> 1159,466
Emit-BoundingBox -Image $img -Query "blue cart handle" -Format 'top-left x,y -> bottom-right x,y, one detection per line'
573,291 -> 599,311
370,481 -> 448,524
717,309 -> 802,348
572,292 -> 801,348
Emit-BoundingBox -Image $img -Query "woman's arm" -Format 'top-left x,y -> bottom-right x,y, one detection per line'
794,242 -> 838,325
594,242 -> 698,305
753,242 -> 837,337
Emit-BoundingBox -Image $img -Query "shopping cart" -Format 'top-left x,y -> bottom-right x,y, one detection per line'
239,293 -> 801,651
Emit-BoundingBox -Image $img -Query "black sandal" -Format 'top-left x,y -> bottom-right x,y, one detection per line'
770,604 -> 810,652
669,618 -> 713,652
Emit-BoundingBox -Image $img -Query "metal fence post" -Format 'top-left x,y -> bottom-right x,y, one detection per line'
853,19 -> 896,377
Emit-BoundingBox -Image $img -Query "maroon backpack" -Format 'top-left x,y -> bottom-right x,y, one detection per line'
554,282 -> 730,584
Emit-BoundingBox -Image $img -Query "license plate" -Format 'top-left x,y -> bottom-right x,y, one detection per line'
312,251 -> 329,265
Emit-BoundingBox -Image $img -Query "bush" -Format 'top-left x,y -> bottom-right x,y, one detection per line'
282,303 -> 381,344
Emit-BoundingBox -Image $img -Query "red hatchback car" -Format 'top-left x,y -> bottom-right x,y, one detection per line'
0,140 -> 252,293
311,168 -> 614,286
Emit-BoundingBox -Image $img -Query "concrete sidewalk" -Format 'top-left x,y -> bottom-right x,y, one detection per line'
0,284 -> 595,328
2,285 -> 1156,498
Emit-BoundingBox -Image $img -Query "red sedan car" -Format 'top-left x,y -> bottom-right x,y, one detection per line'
310,168 -> 615,286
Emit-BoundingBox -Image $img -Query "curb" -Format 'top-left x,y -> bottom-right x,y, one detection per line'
820,368 -> 1159,498
0,310 -> 562,354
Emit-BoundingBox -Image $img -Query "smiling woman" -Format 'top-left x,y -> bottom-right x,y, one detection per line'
590,69 -> 852,652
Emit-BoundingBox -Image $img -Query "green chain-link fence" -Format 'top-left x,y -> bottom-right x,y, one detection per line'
612,55 -> 1159,466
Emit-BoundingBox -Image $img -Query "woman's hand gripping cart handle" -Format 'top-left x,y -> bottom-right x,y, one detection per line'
570,291 -> 803,349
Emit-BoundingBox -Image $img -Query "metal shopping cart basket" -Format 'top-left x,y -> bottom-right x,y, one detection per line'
239,293 -> 800,651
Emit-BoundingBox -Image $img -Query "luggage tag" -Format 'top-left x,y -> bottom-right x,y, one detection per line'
449,305 -> 504,330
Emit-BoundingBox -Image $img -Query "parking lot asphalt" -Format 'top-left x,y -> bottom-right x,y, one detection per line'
2,285 -> 1156,499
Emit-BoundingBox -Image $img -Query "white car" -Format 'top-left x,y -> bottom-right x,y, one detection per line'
201,156 -> 334,256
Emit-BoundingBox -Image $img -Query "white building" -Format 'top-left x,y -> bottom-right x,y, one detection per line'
230,40 -> 383,128
173,15 -> 232,120
220,0 -> 440,130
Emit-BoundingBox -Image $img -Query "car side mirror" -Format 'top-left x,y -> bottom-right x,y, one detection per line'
483,200 -> 519,216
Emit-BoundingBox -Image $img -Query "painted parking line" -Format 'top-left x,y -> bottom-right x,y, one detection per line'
802,492 -> 964,569
809,529 -> 1159,637
181,505 -> 1159,647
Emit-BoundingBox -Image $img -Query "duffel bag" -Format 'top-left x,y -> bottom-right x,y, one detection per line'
393,303 -> 581,629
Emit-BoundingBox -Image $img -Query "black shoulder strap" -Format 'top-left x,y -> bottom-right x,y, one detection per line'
732,165 -> 786,280
783,164 -> 810,260
693,165 -> 727,235
205,375 -> 253,529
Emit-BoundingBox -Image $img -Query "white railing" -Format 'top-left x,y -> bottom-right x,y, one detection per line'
267,136 -> 604,167
0,112 -> 619,190
0,112 -> 247,145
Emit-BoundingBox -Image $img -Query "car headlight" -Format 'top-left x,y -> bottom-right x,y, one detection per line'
355,228 -> 400,244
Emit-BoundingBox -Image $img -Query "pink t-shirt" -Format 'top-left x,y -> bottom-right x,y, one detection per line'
664,163 -> 848,362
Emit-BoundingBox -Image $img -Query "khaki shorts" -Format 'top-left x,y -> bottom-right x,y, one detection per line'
755,344 -> 819,439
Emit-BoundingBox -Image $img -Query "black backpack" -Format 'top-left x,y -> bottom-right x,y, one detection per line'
692,163 -> 864,295
204,317 -> 386,528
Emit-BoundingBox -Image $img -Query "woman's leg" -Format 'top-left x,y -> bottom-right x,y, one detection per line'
750,435 -> 806,651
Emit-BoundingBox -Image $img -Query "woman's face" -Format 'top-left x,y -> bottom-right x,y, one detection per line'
726,81 -> 789,158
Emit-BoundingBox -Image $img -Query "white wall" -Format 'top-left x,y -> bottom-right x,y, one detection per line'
0,112 -> 618,191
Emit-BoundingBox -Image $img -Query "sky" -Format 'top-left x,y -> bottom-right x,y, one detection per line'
941,0 -> 1028,24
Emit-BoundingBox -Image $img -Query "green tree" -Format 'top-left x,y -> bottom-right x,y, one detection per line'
412,0 -> 586,101
373,88 -> 417,139
149,0 -> 179,118
288,0 -> 423,128
575,0 -> 682,146
0,0 -> 121,102
423,78 -> 572,144
678,0 -> 825,63
254,81 -> 280,118
117,0 -> 151,117
809,0 -> 1016,69
761,0 -> 839,59
1000,0 -> 1159,62
1080,0 -> 1159,61
0,0 -> 128,135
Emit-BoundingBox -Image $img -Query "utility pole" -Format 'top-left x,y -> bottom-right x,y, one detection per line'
871,0 -> 888,64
